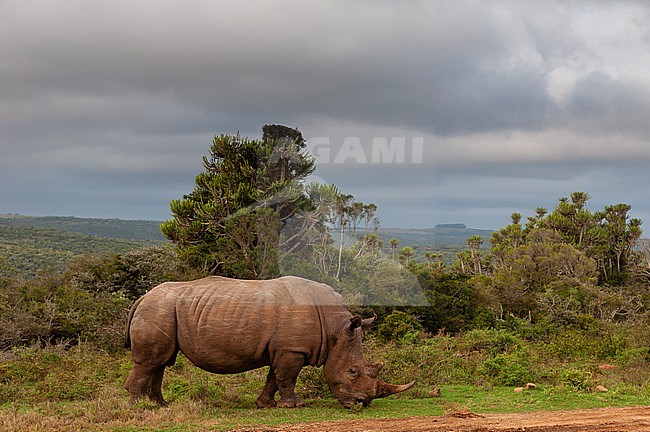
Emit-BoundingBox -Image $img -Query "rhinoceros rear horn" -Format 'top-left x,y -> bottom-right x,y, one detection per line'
374,380 -> 415,399
365,362 -> 384,379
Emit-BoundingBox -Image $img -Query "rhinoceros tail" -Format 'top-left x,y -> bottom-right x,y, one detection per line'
124,297 -> 144,349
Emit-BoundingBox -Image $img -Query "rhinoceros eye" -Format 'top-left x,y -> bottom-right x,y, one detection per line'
346,368 -> 359,379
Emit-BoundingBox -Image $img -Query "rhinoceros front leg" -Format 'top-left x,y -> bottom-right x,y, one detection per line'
274,352 -> 306,408
255,368 -> 278,408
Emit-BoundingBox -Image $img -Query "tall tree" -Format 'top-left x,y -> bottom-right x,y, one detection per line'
457,235 -> 485,276
161,125 -> 315,279
333,193 -> 353,281
389,238 -> 400,262
399,246 -> 414,266
490,212 -> 525,271
597,204 -> 642,283
300,182 -> 342,277
425,251 -> 443,268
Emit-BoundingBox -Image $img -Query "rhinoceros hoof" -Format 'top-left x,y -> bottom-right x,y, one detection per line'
255,398 -> 277,408
277,399 -> 305,408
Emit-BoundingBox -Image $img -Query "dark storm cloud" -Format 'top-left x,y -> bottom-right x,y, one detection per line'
0,1 -> 634,141
0,1 -> 558,137
2,0 -> 650,227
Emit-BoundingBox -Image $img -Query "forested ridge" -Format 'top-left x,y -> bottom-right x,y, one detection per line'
0,205 -> 485,281
0,222 -> 163,278
0,215 -> 487,279
0,214 -> 165,241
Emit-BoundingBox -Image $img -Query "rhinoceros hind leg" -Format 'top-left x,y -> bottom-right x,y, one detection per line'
274,353 -> 306,408
255,369 -> 278,408
149,366 -> 168,406
125,363 -> 168,407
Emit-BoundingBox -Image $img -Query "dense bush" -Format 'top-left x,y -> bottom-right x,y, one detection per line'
0,245 -> 198,351
480,349 -> 534,386
377,310 -> 423,344
0,272 -> 130,351
65,245 -> 199,300
460,328 -> 523,356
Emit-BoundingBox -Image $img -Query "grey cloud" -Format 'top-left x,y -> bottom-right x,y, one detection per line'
2,1 -> 650,228
2,1 -> 644,146
564,71 -> 650,136
0,1 -> 558,137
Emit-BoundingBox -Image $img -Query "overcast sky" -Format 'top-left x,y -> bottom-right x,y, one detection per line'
2,0 -> 650,230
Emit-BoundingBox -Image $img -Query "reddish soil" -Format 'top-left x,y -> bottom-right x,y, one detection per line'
237,406 -> 650,432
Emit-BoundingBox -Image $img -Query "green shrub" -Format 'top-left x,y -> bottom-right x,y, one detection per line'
364,334 -> 480,388
378,311 -> 424,344
616,347 -> 650,366
596,332 -> 629,359
538,326 -> 627,363
0,274 -> 131,351
480,349 -> 534,386
560,368 -> 593,390
66,245 -> 197,300
297,366 -> 332,399
461,329 -> 522,356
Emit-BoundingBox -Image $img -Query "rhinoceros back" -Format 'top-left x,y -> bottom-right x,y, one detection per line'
128,276 -> 347,374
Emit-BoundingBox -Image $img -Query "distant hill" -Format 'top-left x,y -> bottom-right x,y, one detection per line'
375,225 -> 494,266
0,214 -> 165,241
6,214 -> 644,277
0,215 -> 490,250
0,215 -> 165,278
377,225 -> 493,249
1,214 -> 495,276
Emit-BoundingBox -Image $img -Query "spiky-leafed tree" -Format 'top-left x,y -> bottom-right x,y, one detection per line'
399,246 -> 414,266
389,238 -> 400,262
161,125 -> 315,279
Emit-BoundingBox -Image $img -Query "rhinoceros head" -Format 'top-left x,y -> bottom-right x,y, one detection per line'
323,315 -> 414,408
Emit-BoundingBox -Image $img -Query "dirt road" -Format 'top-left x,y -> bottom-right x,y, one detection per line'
239,406 -> 650,432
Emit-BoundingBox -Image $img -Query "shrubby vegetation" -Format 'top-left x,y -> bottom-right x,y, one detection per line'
0,270 -> 130,351
0,245 -> 198,351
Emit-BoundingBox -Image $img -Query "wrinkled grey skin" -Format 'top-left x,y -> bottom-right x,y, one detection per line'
124,276 -> 414,408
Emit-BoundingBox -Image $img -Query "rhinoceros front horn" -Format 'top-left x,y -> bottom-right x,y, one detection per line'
374,380 -> 416,399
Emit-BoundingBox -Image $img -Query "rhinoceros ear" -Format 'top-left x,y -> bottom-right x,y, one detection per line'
361,315 -> 375,330
348,316 -> 363,333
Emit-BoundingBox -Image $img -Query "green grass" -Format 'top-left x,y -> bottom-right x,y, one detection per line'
143,385 -> 650,431
3,385 -> 649,432
2,332 -> 650,431
441,384 -> 650,413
